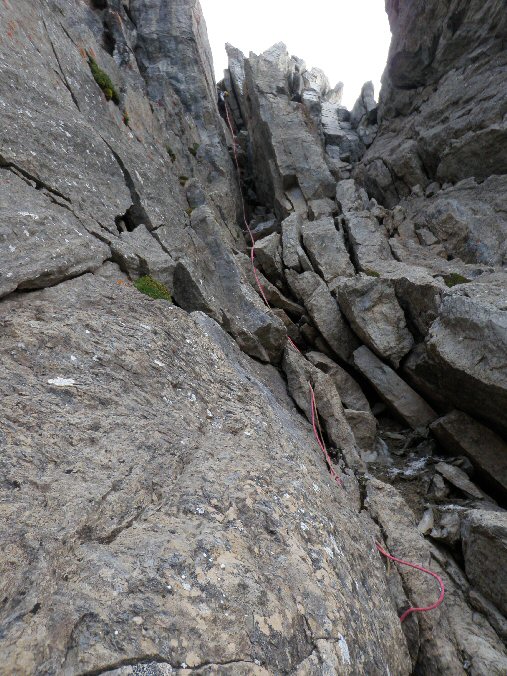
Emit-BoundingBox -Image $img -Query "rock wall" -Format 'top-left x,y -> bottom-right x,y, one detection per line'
356,0 -> 507,265
1,1 -> 506,674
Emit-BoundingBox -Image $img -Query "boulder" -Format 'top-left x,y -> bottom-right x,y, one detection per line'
307,197 -> 336,221
434,463 -> 493,502
335,179 -> 369,215
344,409 -> 378,454
334,276 -> 414,368
254,232 -> 284,281
462,510 -> 507,617
301,217 -> 355,283
404,278 -> 507,435
366,479 -> 507,675
173,207 -> 286,363
353,346 -> 437,429
281,212 -> 303,271
306,351 -> 372,412
341,212 -> 393,272
286,271 -> 359,362
430,411 -> 507,501
109,224 -> 176,287
373,262 -> 444,338
235,252 -> 304,318
282,347 -> 363,472
241,43 -> 336,215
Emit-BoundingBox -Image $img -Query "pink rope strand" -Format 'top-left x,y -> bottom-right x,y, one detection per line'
375,541 -> 445,622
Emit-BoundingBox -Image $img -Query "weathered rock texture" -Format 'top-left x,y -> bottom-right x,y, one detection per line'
1,0 -> 507,673
0,275 -> 410,674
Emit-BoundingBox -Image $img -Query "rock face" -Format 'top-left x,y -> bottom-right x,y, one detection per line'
356,0 -> 507,264
462,510 -> 507,618
0,274 -> 410,674
431,411 -> 507,501
353,347 -> 437,429
1,0 -> 507,673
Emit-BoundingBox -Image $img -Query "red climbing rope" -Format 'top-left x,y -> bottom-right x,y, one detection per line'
223,97 -> 270,308
223,95 -> 343,486
310,384 -> 343,487
223,92 -> 444,619
375,541 -> 445,622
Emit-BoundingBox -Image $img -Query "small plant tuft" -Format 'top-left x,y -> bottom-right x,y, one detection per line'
87,53 -> 120,105
185,207 -> 193,216
122,111 -> 130,126
178,175 -> 189,187
134,275 -> 172,302
166,145 -> 176,162
188,142 -> 200,157
444,272 -> 469,288
364,269 -> 380,278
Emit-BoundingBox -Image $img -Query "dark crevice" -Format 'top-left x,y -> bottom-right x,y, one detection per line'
79,656 -> 260,676
0,160 -> 71,203
95,507 -> 144,545
102,25 -> 116,56
100,139 -> 151,230
40,14 -> 81,112
122,2 -> 135,25
337,216 -> 360,274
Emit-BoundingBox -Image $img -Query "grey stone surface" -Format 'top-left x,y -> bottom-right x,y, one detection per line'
301,217 -> 355,283
307,198 -> 336,221
2,0 -> 507,671
404,278 -> 507,435
396,177 -> 507,267
172,207 -> 286,363
281,212 -> 304,271
0,172 -> 109,297
335,179 -> 369,214
353,346 -> 437,429
462,510 -> 507,617
306,351 -> 372,413
374,262 -> 444,338
334,276 -> 414,368
344,409 -> 378,454
282,347 -> 363,472
109,224 -> 175,287
434,463 -> 493,502
341,212 -> 393,273
241,43 -> 336,215
235,252 -> 304,318
366,479 -> 507,675
431,411 -> 507,501
286,270 -> 360,362
358,0 -> 507,220
0,275 -> 411,675
254,232 -> 283,281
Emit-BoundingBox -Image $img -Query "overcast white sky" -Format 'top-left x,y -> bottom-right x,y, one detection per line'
199,0 -> 392,109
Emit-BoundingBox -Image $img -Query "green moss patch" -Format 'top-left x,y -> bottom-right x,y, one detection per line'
88,54 -> 120,105
444,272 -> 469,288
134,275 -> 172,302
